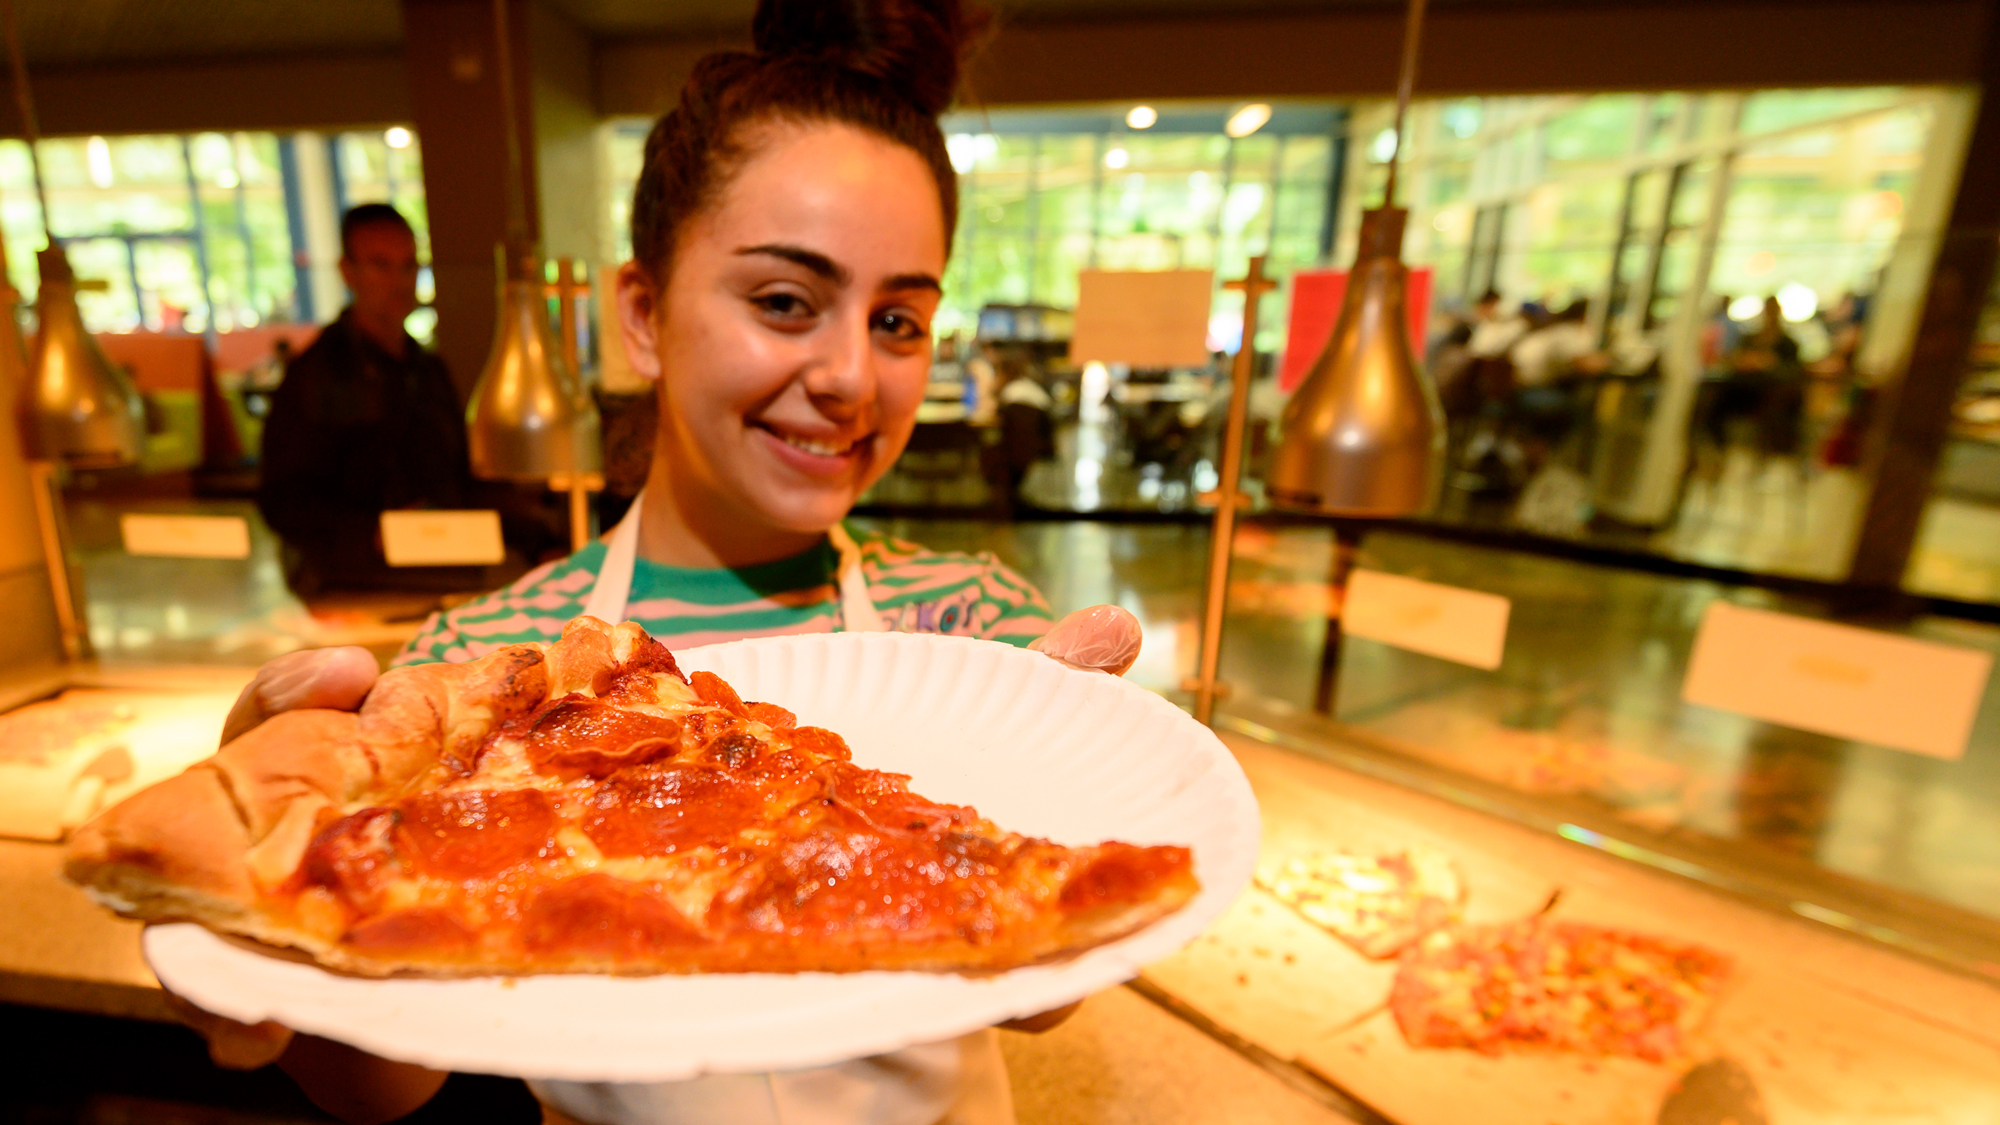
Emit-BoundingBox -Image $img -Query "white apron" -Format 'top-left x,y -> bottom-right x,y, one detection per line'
532,494 -> 1015,1125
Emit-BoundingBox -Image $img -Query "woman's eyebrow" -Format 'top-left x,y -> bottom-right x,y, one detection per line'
883,273 -> 941,294
736,243 -> 850,285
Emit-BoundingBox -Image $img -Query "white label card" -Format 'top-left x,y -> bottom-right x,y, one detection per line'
1681,601 -> 1992,761
380,510 -> 506,567
1341,569 -> 1511,671
1069,269 -> 1215,368
119,514 -> 252,560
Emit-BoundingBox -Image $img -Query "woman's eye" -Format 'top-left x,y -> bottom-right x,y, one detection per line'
753,293 -> 813,320
874,311 -> 927,342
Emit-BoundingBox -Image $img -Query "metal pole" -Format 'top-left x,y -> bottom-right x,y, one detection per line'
1382,0 -> 1428,209
1313,524 -> 1363,715
181,135 -> 221,346
1191,255 -> 1276,726
28,461 -> 88,660
550,257 -> 592,551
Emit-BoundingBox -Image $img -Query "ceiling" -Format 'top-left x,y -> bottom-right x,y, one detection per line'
3,0 -> 1587,68
6,0 -> 1891,69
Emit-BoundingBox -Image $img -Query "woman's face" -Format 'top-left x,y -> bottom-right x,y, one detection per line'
619,122 -> 946,546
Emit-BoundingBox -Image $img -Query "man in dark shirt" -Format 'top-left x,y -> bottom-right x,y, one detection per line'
257,204 -> 479,595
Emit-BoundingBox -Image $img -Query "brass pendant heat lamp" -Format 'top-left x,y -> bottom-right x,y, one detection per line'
22,246 -> 144,469
468,244 -> 601,480
464,0 -> 601,485
1265,0 -> 1443,517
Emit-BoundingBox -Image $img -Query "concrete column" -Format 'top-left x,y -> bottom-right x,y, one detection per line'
0,224 -> 64,671
1847,60 -> 2000,590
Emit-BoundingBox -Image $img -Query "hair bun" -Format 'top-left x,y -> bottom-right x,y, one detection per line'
751,0 -> 982,116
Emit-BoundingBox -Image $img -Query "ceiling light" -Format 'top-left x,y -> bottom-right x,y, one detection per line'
1777,283 -> 1819,322
1225,104 -> 1271,139
86,136 -> 113,189
1126,105 -> 1157,129
384,126 -> 413,150
1104,147 -> 1130,170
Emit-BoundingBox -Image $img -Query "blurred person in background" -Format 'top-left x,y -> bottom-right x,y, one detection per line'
256,204 -> 483,596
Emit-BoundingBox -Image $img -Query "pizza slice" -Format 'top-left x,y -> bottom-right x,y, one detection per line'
1257,849 -> 1464,958
64,617 -> 1199,977
1390,919 -> 1731,1061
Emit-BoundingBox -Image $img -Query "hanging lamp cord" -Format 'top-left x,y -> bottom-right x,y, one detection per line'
491,0 -> 530,252
1382,0 -> 1428,209
0,0 -> 51,242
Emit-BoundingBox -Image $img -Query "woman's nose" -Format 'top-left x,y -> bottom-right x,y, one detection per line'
803,311 -> 876,412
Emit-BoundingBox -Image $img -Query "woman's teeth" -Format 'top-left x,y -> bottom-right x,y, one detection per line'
778,432 -> 854,457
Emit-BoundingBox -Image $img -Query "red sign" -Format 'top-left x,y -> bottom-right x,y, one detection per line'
1279,267 -> 1433,392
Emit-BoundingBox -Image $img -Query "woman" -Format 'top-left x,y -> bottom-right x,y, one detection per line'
182,0 -> 1141,1122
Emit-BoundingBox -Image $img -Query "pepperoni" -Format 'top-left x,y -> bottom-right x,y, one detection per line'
689,671 -> 747,716
788,726 -> 851,762
522,697 -> 682,775
344,906 -> 476,955
745,701 -> 796,730
1058,844 -> 1193,910
702,729 -> 763,769
394,789 -> 557,879
618,638 -> 686,683
301,807 -> 399,912
578,762 -> 764,857
739,829 -> 1002,938
599,672 -> 658,707
827,762 -> 973,834
517,874 -> 703,957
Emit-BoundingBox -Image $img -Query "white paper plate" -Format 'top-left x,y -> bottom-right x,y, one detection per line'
144,632 -> 1261,1082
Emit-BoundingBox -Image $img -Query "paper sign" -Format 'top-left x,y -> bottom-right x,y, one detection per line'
1280,267 -> 1433,392
1069,269 -> 1215,368
1682,601 -> 1992,760
1342,568 -> 1510,670
120,514 -> 252,559
380,510 -> 506,567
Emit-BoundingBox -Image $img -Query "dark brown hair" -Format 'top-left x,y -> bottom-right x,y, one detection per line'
339,202 -> 412,259
630,0 -> 983,287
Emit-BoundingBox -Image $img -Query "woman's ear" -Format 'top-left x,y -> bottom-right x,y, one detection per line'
615,260 -> 663,383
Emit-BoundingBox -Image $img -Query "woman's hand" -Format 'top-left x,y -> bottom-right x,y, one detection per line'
1003,606 -> 1144,1037
221,646 -> 380,744
178,648 -> 448,1122
1028,605 -> 1143,677
180,646 -> 382,1068
164,988 -> 294,1070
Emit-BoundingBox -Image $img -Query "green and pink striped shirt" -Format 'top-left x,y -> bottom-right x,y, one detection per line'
393,525 -> 1054,667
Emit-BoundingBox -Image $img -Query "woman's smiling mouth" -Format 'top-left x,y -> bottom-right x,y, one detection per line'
753,421 -> 869,468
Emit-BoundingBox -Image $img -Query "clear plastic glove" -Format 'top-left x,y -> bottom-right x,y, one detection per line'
1028,605 -> 1143,677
